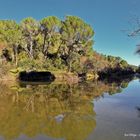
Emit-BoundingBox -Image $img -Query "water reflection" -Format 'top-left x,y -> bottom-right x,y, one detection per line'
0,77 -> 134,140
136,106 -> 140,118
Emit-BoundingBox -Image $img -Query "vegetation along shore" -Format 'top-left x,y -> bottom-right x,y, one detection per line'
0,16 -> 138,82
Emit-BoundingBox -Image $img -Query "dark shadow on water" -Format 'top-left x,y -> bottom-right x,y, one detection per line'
98,67 -> 135,83
98,74 -> 134,85
18,71 -> 55,82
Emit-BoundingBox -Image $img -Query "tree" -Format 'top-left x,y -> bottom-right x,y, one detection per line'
0,20 -> 22,65
60,16 -> 94,72
20,17 -> 39,59
119,60 -> 128,69
40,16 -> 61,58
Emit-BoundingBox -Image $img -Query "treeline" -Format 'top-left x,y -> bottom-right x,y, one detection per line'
0,16 -> 94,73
93,51 -> 137,75
0,16 -> 135,77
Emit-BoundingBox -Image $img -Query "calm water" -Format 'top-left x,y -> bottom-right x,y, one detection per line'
0,77 -> 139,140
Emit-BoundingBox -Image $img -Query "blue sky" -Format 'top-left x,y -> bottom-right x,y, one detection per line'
0,0 -> 140,65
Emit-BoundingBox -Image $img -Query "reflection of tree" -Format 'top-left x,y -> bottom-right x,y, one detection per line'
99,77 -> 133,95
0,77 -> 133,140
136,106 -> 140,118
0,84 -> 96,140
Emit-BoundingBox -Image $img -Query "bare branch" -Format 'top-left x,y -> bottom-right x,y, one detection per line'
128,28 -> 140,37
135,46 -> 140,54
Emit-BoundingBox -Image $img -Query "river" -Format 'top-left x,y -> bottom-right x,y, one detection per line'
0,76 -> 139,140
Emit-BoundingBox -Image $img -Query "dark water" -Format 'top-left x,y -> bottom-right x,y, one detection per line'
0,77 -> 139,140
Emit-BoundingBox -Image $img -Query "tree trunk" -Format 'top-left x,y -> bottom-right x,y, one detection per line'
15,45 -> 18,66
68,61 -> 72,72
15,53 -> 18,66
30,41 -> 33,59
13,44 -> 18,66
67,46 -> 73,72
43,34 -> 47,53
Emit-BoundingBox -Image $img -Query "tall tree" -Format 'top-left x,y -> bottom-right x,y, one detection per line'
20,17 -> 39,59
60,16 -> 94,71
0,20 -> 22,65
40,16 -> 61,58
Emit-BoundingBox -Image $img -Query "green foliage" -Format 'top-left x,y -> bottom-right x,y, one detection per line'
20,17 -> 39,36
0,16 -> 131,76
119,60 -> 128,69
0,16 -> 95,74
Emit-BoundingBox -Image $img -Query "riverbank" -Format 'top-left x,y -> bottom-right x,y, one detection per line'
0,69 -> 138,85
0,63 -> 138,84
